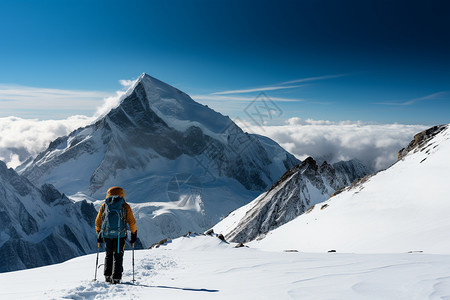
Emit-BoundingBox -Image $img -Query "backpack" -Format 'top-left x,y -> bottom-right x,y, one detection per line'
100,196 -> 127,239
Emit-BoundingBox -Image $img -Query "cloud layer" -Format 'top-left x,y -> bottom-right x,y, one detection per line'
0,116 -> 93,168
0,114 -> 430,172
0,78 -> 137,168
0,77 -> 432,173
239,118 -> 429,171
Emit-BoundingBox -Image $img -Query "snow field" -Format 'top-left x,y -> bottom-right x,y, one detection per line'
1,235 -> 450,299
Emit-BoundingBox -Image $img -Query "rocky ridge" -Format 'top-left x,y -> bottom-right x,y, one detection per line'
213,158 -> 371,243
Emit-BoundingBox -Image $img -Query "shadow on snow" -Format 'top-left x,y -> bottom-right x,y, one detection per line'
121,282 -> 219,293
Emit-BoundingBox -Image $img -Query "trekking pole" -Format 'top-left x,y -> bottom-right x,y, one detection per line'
132,243 -> 136,284
93,243 -> 100,281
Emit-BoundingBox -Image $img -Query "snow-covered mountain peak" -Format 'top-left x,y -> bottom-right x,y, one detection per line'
301,156 -> 319,171
267,157 -> 318,193
18,73 -> 300,247
135,72 -> 182,93
114,72 -> 231,135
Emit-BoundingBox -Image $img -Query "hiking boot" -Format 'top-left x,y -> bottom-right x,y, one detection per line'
112,279 -> 120,284
105,276 -> 112,283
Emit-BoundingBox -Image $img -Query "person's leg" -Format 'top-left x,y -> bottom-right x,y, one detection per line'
112,238 -> 126,282
104,238 -> 114,282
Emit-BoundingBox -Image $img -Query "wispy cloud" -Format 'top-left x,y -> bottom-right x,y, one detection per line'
119,79 -> 136,88
212,85 -> 304,95
376,91 -> 448,106
209,73 -> 346,100
192,94 -> 304,103
0,84 -> 111,102
278,74 -> 347,85
0,77 -> 142,119
0,84 -> 113,117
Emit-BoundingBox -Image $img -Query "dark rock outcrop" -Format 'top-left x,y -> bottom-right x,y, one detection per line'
398,125 -> 447,160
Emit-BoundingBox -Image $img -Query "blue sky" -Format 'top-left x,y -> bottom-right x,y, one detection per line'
0,0 -> 449,125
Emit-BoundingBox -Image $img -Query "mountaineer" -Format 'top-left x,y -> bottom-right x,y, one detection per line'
95,186 -> 137,284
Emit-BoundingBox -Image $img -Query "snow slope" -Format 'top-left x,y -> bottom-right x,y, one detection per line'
252,125 -> 450,254
1,235 -> 450,299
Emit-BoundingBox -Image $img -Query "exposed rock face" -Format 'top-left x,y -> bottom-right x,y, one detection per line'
0,161 -> 97,273
215,158 -> 371,243
398,125 -> 448,160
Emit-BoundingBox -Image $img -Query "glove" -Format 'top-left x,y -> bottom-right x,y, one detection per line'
97,233 -> 103,244
130,231 -> 137,244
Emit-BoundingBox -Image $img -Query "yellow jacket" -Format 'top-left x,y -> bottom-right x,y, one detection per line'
95,201 -> 137,235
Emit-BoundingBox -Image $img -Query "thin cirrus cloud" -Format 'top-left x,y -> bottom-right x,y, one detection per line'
278,73 -> 347,85
0,84 -> 113,117
212,85 -> 304,95
191,94 -> 303,118
375,91 -> 448,106
211,73 -> 346,96
191,74 -> 342,112
192,94 -> 304,103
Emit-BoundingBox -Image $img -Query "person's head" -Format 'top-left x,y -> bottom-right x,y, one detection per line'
106,186 -> 125,199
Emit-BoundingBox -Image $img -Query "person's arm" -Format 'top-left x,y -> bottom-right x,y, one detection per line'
95,204 -> 105,234
125,203 -> 137,234
125,203 -> 138,244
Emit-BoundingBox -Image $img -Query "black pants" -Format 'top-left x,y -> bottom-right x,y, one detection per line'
104,237 -> 126,280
